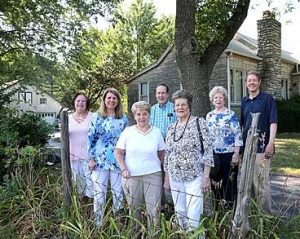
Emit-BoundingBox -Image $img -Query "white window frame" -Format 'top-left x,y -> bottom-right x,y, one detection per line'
281,78 -> 289,99
139,82 -> 149,102
18,92 -> 32,104
229,69 -> 246,104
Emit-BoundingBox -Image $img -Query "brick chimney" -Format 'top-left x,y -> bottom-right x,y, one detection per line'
257,10 -> 282,99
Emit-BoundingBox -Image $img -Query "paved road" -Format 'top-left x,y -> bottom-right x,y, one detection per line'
270,174 -> 300,217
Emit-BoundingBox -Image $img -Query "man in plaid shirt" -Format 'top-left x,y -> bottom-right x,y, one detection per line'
150,83 -> 177,140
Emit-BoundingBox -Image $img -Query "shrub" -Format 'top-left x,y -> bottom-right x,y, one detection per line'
276,96 -> 300,133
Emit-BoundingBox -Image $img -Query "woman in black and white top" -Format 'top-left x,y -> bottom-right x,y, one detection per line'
164,89 -> 214,232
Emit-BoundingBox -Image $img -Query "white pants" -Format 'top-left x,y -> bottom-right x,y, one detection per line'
70,160 -> 94,198
170,176 -> 204,230
91,169 -> 123,226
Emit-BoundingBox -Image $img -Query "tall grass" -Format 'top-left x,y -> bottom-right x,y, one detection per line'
1,145 -> 299,238
0,146 -> 63,238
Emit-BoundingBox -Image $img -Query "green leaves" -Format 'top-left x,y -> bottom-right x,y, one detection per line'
60,0 -> 174,109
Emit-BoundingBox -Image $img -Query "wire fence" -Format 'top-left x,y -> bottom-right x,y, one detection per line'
68,160 -> 300,223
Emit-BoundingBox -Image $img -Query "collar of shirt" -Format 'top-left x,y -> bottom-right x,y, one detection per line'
158,101 -> 169,109
245,91 -> 262,101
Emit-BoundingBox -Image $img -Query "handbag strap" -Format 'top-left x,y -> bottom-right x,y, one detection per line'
196,117 -> 204,155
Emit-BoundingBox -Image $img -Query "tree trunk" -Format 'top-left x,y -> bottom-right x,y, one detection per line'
175,0 -> 211,117
175,0 -> 250,117
230,113 -> 261,239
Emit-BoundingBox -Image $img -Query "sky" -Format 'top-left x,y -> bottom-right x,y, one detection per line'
121,0 -> 300,60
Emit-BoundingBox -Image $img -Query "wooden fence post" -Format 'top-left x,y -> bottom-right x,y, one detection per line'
230,112 -> 260,239
60,111 -> 72,216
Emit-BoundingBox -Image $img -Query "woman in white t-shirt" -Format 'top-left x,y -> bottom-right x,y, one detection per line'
115,101 -> 165,235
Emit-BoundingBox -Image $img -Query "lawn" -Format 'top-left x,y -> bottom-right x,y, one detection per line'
272,133 -> 300,176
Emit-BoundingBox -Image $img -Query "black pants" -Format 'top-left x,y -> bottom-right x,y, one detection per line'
212,152 -> 238,210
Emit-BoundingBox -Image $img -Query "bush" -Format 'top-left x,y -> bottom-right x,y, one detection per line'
0,110 -> 53,181
277,96 -> 300,133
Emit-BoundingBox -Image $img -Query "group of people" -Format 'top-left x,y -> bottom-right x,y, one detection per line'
67,70 -> 277,234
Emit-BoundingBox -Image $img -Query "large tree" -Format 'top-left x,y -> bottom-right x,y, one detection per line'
175,0 -> 250,116
61,0 -> 174,108
0,0 -> 120,58
113,0 -> 174,73
0,0 -> 120,87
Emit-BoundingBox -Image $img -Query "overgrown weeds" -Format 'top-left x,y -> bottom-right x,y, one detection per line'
0,145 -> 299,238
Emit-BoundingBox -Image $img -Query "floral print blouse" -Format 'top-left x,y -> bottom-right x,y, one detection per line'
206,109 -> 243,153
87,113 -> 128,170
164,117 -> 214,182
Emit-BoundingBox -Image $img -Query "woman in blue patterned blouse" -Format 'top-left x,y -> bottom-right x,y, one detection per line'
87,88 -> 128,226
206,86 -> 243,209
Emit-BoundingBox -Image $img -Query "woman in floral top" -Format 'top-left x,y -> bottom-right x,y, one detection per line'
164,90 -> 214,231
206,86 -> 243,209
87,88 -> 128,226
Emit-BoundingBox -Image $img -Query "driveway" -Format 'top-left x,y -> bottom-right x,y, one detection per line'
270,174 -> 300,217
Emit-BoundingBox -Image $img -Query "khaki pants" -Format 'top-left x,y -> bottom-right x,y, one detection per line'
122,171 -> 162,231
252,153 -> 272,214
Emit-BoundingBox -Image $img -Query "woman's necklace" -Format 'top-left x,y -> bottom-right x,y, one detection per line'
74,112 -> 87,123
173,114 -> 191,142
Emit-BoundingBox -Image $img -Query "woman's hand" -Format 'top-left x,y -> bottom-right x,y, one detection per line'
121,169 -> 130,179
88,159 -> 96,172
201,175 -> 211,193
163,174 -> 170,190
231,153 -> 240,167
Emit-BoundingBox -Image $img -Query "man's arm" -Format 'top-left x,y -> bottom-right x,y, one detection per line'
264,123 -> 277,159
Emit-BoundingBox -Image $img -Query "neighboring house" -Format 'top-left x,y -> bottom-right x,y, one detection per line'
1,80 -> 62,125
126,11 -> 300,115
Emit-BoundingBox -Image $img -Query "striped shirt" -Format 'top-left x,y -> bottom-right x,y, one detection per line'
150,101 -> 177,139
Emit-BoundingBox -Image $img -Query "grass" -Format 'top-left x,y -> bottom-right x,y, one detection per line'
1,138 -> 300,238
272,133 -> 300,176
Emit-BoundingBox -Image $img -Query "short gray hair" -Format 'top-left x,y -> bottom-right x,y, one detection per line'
172,89 -> 193,109
209,86 -> 228,102
131,101 -> 151,114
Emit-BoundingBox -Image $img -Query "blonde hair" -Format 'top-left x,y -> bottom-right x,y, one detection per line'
99,88 -> 123,119
209,86 -> 228,102
131,101 -> 151,115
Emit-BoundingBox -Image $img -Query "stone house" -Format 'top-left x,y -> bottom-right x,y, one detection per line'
1,80 -> 62,125
126,12 -> 300,115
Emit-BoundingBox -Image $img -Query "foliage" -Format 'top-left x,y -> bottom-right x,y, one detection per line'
0,112 -> 52,148
1,152 -> 299,238
0,146 -> 63,238
59,0 -> 174,109
0,0 -> 121,99
0,0 -> 120,58
276,96 -> 300,133
0,93 -> 53,180
113,0 -> 175,72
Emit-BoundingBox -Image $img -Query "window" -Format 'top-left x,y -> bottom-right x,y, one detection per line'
18,92 -> 32,104
40,98 -> 47,104
139,82 -> 149,102
230,69 -> 246,103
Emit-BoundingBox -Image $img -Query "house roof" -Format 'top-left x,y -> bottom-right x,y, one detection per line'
126,45 -> 174,83
232,32 -> 300,64
126,32 -> 300,83
0,80 -> 19,90
1,80 -> 62,105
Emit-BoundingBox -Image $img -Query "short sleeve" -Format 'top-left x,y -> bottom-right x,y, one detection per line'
116,127 -> 128,150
